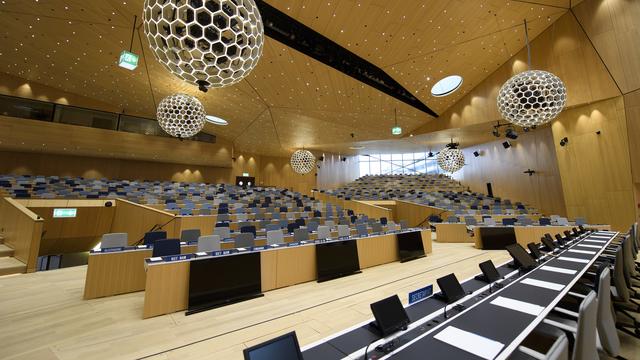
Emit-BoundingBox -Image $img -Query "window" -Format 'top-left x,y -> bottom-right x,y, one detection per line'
359,152 -> 442,176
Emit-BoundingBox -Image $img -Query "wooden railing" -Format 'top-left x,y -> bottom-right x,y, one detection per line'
0,197 -> 44,272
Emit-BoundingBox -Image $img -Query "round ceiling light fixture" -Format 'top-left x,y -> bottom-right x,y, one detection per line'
156,93 -> 206,138
437,143 -> 465,173
290,150 -> 316,175
143,0 -> 264,91
205,115 -> 229,125
497,20 -> 567,127
431,75 -> 463,97
497,70 -> 567,127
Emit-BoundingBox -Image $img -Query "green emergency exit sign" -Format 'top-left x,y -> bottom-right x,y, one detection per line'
119,50 -> 139,70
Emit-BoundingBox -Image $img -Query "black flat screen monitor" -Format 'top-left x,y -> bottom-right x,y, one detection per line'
397,231 -> 425,262
243,331 -> 303,360
370,295 -> 411,337
541,236 -> 556,251
527,242 -> 543,259
478,227 -> 517,250
572,227 -> 580,236
316,240 -> 360,282
506,244 -> 538,271
555,233 -> 566,246
437,273 -> 466,304
188,252 -> 262,315
479,260 -> 501,283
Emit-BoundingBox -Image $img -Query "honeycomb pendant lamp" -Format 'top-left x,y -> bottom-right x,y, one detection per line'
143,0 -> 264,90
290,150 -> 316,175
497,20 -> 566,127
156,93 -> 206,138
437,146 -> 465,174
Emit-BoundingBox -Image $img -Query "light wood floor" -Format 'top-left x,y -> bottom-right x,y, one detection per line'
0,243 -> 636,360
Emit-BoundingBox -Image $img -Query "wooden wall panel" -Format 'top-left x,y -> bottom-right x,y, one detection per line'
258,155 -> 317,196
624,89 -> 640,222
0,198 -> 43,272
551,96 -> 635,231
110,199 -> 179,244
454,127 -> 566,216
573,0 -> 640,94
395,200 -> 451,228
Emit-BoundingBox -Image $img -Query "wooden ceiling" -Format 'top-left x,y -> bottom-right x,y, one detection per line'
0,0 -> 571,156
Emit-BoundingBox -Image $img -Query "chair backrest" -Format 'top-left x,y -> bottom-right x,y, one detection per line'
316,225 -> 331,240
287,222 -> 299,234
356,223 -> 368,237
400,220 -> 409,229
484,218 -> 496,226
199,208 -> 211,215
371,223 -> 383,234
575,217 -> 586,226
502,218 -> 516,226
446,216 -> 459,223
464,217 -> 477,226
572,291 -> 598,360
143,230 -> 167,246
180,229 -> 201,243
307,221 -> 319,232
100,233 -> 128,248
217,213 -> 230,222
240,225 -> 257,237
595,267 -> 620,357
266,229 -> 284,245
265,223 -> 281,232
337,224 -> 350,238
539,217 -> 551,226
234,233 -> 255,248
197,235 -> 221,252
379,217 -> 388,225
213,226 -> 231,239
152,239 -> 181,257
293,228 -> 309,242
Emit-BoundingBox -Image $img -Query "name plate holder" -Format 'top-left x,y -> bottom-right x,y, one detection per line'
408,285 -> 433,305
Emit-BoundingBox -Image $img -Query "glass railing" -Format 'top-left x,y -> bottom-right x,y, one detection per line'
0,93 -> 216,144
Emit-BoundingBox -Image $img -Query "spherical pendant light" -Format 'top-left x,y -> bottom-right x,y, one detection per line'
143,0 -> 264,90
290,150 -> 316,175
497,70 -> 567,127
437,147 -> 465,173
156,93 -> 206,138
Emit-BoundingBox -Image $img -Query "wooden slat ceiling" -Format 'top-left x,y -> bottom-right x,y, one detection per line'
0,0 -> 569,157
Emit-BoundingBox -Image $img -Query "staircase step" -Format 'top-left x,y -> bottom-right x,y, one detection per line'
0,235 -> 4,244
0,244 -> 14,257
0,257 -> 26,276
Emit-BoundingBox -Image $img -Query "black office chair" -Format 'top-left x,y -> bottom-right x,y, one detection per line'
152,239 -> 180,257
240,225 -> 257,237
502,218 -> 516,226
217,207 -> 229,214
313,210 -> 322,217
380,217 -> 388,225
295,218 -> 306,227
143,230 -> 167,246
287,222 -> 300,234
539,217 -> 552,226
215,222 -> 230,228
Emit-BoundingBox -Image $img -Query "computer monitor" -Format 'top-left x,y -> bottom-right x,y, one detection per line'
243,331 -> 303,360
436,273 -> 466,304
505,244 -> 538,271
578,225 -> 587,234
555,233 -> 566,246
572,227 -> 580,236
369,295 -> 411,337
478,260 -> 501,283
563,230 -> 573,239
527,242 -> 543,260
541,236 -> 556,252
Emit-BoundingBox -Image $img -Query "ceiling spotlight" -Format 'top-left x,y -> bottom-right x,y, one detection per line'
523,127 -> 530,132
318,155 -> 324,162
473,151 -> 480,157
205,115 -> 229,126
492,128 -> 500,138
560,137 -> 569,147
524,169 -> 536,176
502,141 -> 512,149
505,128 -> 518,140
341,157 -> 347,162
428,151 -> 434,158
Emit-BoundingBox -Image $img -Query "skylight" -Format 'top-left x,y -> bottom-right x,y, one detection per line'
431,75 -> 463,97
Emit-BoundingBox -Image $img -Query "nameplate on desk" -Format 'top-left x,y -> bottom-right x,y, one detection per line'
287,242 -> 300,247
251,246 -> 267,251
408,285 -> 433,305
195,252 -> 208,256
137,245 -> 148,249
212,250 -> 236,256
149,257 -> 163,262
162,254 -> 193,262
100,247 -> 125,253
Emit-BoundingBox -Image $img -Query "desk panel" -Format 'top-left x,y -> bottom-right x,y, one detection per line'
434,223 -> 472,243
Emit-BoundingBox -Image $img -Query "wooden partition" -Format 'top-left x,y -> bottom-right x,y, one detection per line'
354,200 -> 397,221
110,199 -> 179,244
395,200 -> 451,227
19,199 -> 115,255
346,200 -> 394,221
0,198 -> 44,272
176,215 -> 217,237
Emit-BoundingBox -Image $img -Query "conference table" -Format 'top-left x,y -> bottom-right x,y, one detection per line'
301,229 -> 618,360
141,229 -> 432,318
83,226 -> 366,300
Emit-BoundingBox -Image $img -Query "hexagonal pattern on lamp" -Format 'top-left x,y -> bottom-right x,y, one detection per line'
290,150 -> 316,175
156,93 -> 206,138
437,148 -> 465,173
143,0 -> 264,89
497,70 -> 567,128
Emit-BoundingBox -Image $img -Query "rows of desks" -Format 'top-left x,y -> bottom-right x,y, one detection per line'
301,229 -> 618,359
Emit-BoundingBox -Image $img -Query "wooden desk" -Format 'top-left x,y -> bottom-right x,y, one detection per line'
142,229 -> 432,318
83,244 -> 197,300
434,223 -> 473,243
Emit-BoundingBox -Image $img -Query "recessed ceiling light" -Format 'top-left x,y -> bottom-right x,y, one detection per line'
205,115 -> 228,126
349,146 -> 365,150
431,75 -> 463,97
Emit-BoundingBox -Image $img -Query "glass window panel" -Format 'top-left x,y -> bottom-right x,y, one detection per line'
392,153 -> 403,161
0,95 -> 54,121
359,155 -> 370,161
359,161 -> 370,176
380,160 -> 391,174
415,159 -> 427,173
380,154 -> 391,161
414,152 -> 425,160
54,106 -> 118,130
370,161 -> 381,175
403,153 -> 414,161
